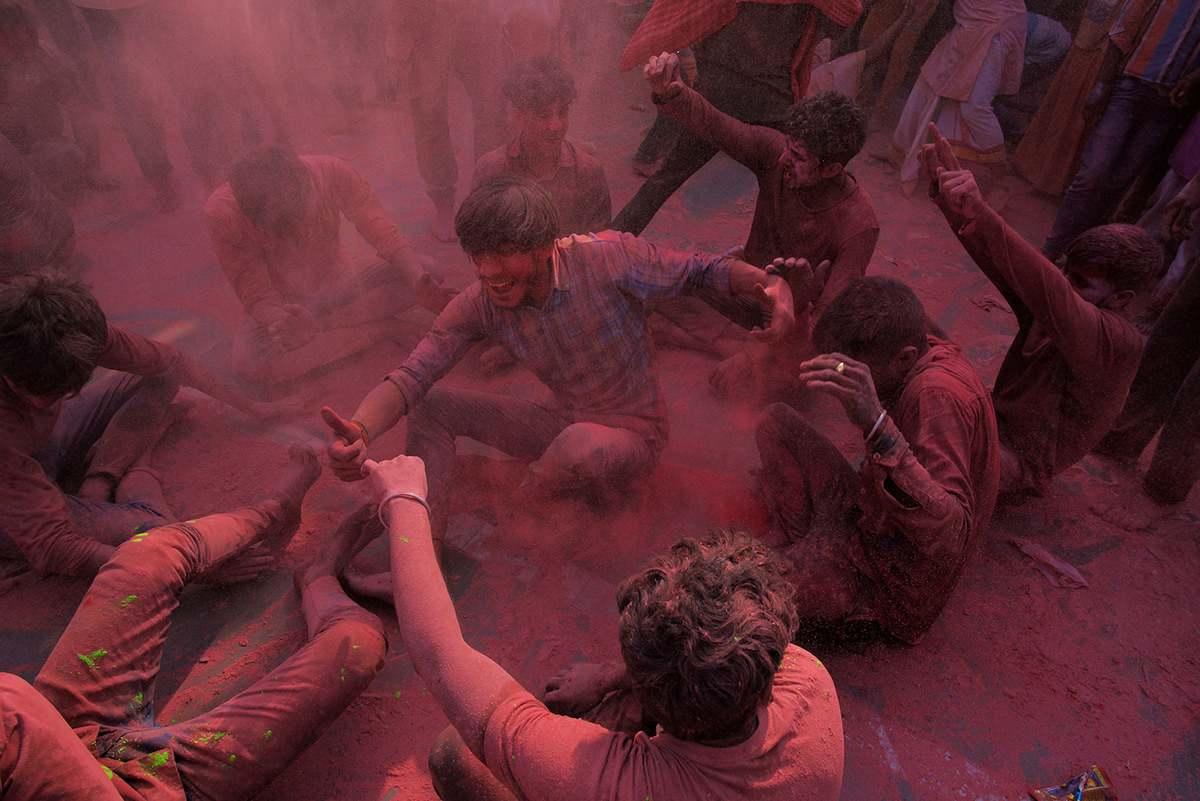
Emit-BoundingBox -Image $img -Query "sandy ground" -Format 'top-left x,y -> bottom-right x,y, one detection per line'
1,8 -> 1197,800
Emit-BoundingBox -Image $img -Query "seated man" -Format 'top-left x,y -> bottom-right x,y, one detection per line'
323,175 -> 793,561
755,276 -> 999,643
473,55 -> 611,237
0,3 -> 118,198
921,123 -> 1159,497
361,452 -> 844,801
0,445 -> 389,800
205,143 -> 451,385
641,52 -> 879,397
0,271 -> 292,578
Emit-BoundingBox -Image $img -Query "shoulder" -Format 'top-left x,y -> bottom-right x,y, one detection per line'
203,184 -> 242,223
303,155 -> 363,190
835,174 -> 880,227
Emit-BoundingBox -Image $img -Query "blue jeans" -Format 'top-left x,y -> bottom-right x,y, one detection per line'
1043,76 -> 1185,261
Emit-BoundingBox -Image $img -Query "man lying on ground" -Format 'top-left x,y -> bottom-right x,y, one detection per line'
322,175 -> 794,576
920,122 -> 1159,498
0,271 -> 294,578
755,276 -> 999,644
639,51 -> 878,400
360,452 -> 843,801
0,445 -> 389,801
205,143 -> 453,385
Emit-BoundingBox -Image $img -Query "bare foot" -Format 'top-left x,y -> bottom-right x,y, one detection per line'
1092,487 -> 1180,531
432,204 -> 457,242
265,443 -> 322,548
296,502 -> 383,590
343,564 -> 393,601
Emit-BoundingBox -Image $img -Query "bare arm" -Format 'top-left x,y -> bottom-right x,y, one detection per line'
728,260 -> 795,341
367,455 -> 524,759
322,381 -> 408,481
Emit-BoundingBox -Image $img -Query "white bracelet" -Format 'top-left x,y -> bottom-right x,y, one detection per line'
378,491 -> 431,527
865,410 -> 888,441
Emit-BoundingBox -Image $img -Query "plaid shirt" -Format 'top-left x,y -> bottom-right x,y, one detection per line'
387,231 -> 734,452
1112,0 -> 1200,86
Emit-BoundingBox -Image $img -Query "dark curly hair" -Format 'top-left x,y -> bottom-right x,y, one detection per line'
228,143 -> 310,231
782,90 -> 866,168
455,174 -> 559,257
617,530 -> 799,742
501,55 -> 577,110
812,276 -> 930,362
1065,223 -> 1162,294
0,270 -> 107,398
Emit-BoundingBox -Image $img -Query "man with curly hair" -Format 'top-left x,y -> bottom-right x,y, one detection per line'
473,55 -> 611,237
637,51 -> 878,400
360,451 -> 843,800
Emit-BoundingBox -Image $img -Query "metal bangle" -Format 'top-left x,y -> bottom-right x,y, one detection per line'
377,491 -> 431,527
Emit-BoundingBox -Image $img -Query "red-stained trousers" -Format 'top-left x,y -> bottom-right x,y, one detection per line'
2,502 -> 385,800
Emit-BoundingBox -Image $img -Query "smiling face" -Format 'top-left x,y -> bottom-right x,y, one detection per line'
471,243 -> 554,308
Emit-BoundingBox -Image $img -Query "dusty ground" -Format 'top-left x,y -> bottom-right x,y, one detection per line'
1,8 -> 1197,800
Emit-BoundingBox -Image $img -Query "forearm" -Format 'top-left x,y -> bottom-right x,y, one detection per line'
388,499 -> 519,757
727,260 -> 776,296
352,380 -> 409,444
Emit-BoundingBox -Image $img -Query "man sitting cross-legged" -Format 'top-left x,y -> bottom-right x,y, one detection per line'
0,445 -> 388,800
755,276 -> 999,644
359,452 -> 843,801
205,143 -> 453,385
920,122 -> 1160,498
0,271 -> 296,579
638,51 -> 878,399
322,175 -> 794,568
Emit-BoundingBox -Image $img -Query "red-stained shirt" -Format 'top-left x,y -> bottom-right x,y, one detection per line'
935,199 -> 1144,493
850,337 -> 999,644
481,644 -> 843,801
204,155 -> 409,320
386,231 -> 734,453
472,137 -> 612,237
656,84 -> 878,324
0,325 -> 213,577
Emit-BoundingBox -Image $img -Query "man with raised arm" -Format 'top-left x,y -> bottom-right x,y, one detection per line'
638,50 -> 877,397
0,271 -> 294,578
361,452 -> 844,801
920,122 -> 1158,497
322,175 -> 794,562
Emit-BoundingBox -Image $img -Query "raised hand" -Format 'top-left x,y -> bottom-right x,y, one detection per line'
917,122 -> 983,219
321,406 -> 368,482
766,256 -> 832,310
797,353 -> 884,433
749,276 -> 795,342
644,51 -> 685,101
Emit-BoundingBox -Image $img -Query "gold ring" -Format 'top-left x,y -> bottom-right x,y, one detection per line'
836,362 -> 845,373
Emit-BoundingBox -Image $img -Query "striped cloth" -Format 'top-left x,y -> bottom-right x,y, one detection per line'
1112,0 -> 1200,86
618,0 -> 862,100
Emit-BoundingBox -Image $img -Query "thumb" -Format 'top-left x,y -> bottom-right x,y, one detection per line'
321,406 -> 359,444
361,459 -> 379,477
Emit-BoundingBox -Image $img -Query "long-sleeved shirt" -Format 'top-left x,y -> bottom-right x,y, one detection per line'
0,325 -> 215,577
472,137 -> 612,237
656,83 -> 879,322
850,337 -> 999,644
386,231 -> 735,453
1111,0 -> 1200,86
204,155 -> 409,320
935,198 -> 1144,493
482,644 -> 843,801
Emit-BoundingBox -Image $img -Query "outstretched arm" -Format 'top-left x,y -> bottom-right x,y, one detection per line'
729,260 -> 796,341
366,455 -> 524,759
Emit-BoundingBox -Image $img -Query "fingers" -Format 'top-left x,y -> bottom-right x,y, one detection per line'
321,406 -> 360,444
327,438 -> 367,482
814,259 -> 832,287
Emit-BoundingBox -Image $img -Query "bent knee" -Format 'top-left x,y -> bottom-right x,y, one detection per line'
428,726 -> 469,797
323,609 -> 388,678
538,423 -> 651,486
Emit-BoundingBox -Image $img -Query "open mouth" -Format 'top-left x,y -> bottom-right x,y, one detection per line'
486,278 -> 517,293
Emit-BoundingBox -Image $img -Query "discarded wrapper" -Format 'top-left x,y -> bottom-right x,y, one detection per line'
1029,765 -> 1116,800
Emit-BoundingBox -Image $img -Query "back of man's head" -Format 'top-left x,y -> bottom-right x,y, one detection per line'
617,531 -> 799,742
812,276 -> 929,361
228,144 -> 310,227
0,270 -> 107,398
455,175 -> 560,257
501,55 -> 577,110
783,91 -> 866,169
1065,223 -> 1162,293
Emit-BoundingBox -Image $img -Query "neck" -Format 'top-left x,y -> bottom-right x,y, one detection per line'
799,171 -> 850,205
694,712 -> 759,747
521,136 -> 561,176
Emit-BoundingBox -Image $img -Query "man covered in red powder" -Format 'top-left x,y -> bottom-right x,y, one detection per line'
360,452 -> 843,801
473,55 -> 611,238
639,50 -> 878,399
0,271 -> 294,579
921,123 -> 1159,498
754,276 -> 999,644
205,144 -> 451,385
0,446 -> 390,801
322,175 -> 794,566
